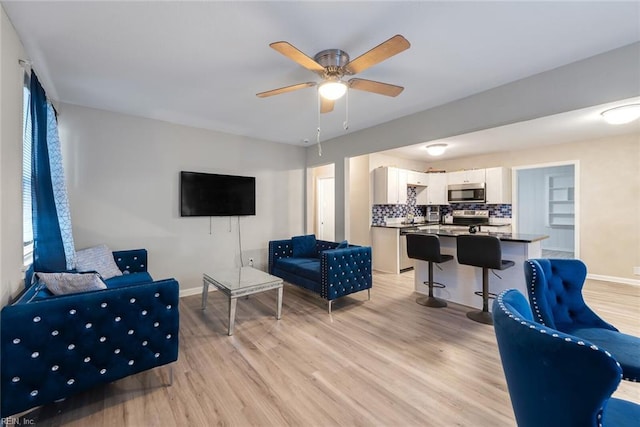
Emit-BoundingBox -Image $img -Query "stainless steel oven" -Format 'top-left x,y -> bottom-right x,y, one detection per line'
447,183 -> 486,203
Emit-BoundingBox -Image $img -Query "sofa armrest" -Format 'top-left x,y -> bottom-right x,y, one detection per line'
1,278 -> 179,418
113,249 -> 148,274
268,240 -> 293,274
320,246 -> 372,300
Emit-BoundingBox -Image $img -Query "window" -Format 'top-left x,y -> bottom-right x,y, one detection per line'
22,73 -> 33,266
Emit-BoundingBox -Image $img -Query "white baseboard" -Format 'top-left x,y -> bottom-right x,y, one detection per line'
587,273 -> 640,287
179,287 -> 211,298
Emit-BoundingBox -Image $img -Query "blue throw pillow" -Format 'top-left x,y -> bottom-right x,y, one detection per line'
292,234 -> 317,258
337,240 -> 349,249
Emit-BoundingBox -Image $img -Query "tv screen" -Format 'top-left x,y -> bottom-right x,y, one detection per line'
180,171 -> 256,217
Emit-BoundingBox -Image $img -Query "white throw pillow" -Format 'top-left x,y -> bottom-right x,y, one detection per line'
75,244 -> 123,279
36,272 -> 107,295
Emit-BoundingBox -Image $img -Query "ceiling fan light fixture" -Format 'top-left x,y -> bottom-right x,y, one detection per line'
425,143 -> 447,156
318,81 -> 347,100
601,104 -> 640,125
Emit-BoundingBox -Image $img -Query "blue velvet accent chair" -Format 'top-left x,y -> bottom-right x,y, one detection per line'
493,289 -> 640,427
525,258 -> 640,382
1,249 -> 179,418
268,235 -> 372,313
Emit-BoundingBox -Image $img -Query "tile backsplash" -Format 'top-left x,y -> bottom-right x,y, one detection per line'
372,187 -> 426,225
442,203 -> 512,218
372,188 -> 512,225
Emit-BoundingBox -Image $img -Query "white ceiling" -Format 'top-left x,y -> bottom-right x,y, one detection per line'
3,1 -> 640,151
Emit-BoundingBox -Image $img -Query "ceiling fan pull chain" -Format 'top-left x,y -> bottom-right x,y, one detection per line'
317,91 -> 322,156
343,88 -> 349,131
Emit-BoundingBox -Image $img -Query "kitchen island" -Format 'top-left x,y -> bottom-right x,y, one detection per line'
403,226 -> 548,311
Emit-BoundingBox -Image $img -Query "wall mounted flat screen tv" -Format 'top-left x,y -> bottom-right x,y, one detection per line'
180,171 -> 256,217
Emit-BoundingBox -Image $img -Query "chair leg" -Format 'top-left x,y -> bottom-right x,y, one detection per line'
467,267 -> 493,325
416,261 -> 447,308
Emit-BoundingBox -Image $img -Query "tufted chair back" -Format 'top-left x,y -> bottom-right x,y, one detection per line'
524,259 -> 617,333
492,289 -> 629,427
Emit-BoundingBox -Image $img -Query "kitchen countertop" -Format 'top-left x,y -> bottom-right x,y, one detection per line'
372,223 -> 547,243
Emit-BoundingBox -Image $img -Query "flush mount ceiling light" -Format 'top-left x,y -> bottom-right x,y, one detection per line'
425,143 -> 447,156
601,104 -> 640,125
318,80 -> 348,100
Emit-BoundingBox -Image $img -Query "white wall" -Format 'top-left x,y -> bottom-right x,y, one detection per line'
58,103 -> 307,293
0,5 -> 26,306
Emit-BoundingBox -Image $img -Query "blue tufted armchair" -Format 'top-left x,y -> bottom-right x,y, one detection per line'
493,289 -> 640,427
524,258 -> 640,382
1,249 -> 179,418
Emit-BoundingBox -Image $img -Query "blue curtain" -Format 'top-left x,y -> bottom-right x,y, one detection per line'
30,72 -> 76,272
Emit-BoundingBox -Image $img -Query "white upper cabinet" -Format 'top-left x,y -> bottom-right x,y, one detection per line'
447,169 -> 486,185
485,167 -> 512,204
406,170 -> 429,186
426,173 -> 448,205
374,167 -> 408,204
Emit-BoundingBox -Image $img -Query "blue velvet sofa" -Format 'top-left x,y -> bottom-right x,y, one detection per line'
268,235 -> 372,312
1,249 -> 179,418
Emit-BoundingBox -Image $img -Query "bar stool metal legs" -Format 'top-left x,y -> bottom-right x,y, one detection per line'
416,260 -> 447,308
466,267 -> 494,324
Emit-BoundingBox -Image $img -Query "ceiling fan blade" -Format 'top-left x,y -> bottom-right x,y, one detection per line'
348,78 -> 404,97
320,97 -> 335,114
344,34 -> 410,75
270,41 -> 325,73
256,82 -> 316,98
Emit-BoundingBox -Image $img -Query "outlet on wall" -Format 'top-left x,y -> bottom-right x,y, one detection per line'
633,266 -> 640,276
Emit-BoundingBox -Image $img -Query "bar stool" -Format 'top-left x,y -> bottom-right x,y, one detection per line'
456,235 -> 515,324
406,233 -> 453,308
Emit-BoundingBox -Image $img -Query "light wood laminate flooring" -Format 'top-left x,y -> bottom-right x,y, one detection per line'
16,272 -> 640,426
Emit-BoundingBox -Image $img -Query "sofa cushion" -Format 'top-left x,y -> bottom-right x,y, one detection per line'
291,234 -> 317,258
35,272 -> 107,296
336,240 -> 349,249
75,244 -> 123,279
104,272 -> 154,288
274,257 -> 321,282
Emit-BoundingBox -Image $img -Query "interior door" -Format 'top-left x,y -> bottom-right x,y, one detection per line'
317,177 -> 335,241
515,163 -> 577,258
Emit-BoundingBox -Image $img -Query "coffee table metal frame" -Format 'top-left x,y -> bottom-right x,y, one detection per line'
201,266 -> 283,336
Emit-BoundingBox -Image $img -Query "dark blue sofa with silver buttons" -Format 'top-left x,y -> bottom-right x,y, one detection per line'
268,235 -> 372,312
0,249 -> 179,418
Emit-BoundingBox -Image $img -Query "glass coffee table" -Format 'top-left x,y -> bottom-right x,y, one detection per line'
202,266 -> 283,336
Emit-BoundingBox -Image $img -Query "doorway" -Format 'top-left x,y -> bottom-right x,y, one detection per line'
316,177 -> 335,241
514,162 -> 579,259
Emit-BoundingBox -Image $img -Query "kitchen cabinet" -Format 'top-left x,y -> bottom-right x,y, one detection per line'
374,167 -> 408,204
485,167 -> 512,204
426,173 -> 448,205
447,169 -> 486,185
372,226 -> 412,274
407,170 -> 429,186
415,187 -> 428,205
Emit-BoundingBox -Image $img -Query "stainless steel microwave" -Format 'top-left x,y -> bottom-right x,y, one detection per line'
447,183 -> 486,203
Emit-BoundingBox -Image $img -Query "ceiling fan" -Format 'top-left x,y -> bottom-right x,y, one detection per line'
257,35 -> 410,113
